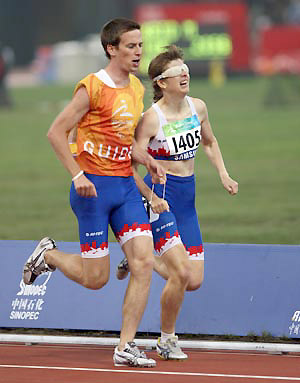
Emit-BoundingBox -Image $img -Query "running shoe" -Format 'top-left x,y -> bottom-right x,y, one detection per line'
116,257 -> 129,280
23,237 -> 56,285
156,336 -> 188,360
113,341 -> 156,367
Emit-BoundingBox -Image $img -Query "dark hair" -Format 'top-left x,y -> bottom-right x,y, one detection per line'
148,45 -> 184,102
101,18 -> 141,59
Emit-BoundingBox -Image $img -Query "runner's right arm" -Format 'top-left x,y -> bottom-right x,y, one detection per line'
47,87 -> 97,197
133,109 -> 169,213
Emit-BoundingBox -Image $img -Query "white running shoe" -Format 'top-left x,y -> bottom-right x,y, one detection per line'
116,257 -> 129,280
113,342 -> 156,367
23,237 -> 56,285
156,336 -> 188,360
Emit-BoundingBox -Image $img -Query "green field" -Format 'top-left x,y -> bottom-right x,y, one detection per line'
1,75 -> 299,245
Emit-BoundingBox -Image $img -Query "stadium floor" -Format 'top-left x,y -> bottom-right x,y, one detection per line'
1,342 -> 300,382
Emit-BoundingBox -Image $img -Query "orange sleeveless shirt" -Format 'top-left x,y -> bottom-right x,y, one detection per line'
74,73 -> 144,177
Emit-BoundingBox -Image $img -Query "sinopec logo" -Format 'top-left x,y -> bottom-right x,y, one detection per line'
10,273 -> 52,321
17,272 -> 52,296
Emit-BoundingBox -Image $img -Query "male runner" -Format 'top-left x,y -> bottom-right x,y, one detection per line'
22,18 -> 165,368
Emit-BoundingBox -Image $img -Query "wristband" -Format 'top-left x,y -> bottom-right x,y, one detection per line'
72,170 -> 84,181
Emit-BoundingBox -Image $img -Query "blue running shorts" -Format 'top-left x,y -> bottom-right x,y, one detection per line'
144,173 -> 204,260
70,174 -> 152,258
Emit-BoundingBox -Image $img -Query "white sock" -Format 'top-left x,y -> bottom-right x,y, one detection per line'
161,331 -> 175,343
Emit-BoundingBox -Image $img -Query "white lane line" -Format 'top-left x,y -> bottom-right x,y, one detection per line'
0,364 -> 300,381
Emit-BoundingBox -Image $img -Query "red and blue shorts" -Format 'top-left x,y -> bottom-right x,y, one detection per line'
144,173 -> 204,261
70,174 -> 152,258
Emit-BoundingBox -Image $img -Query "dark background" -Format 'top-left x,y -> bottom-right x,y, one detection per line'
0,0 -> 295,66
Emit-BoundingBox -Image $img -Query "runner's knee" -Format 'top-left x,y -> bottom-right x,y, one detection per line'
175,265 -> 190,287
124,237 -> 154,276
166,260 -> 190,288
129,249 -> 154,277
186,271 -> 204,291
82,270 -> 109,290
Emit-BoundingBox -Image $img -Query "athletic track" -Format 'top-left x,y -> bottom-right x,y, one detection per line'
1,343 -> 300,382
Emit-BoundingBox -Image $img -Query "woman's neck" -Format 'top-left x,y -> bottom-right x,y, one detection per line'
158,94 -> 188,116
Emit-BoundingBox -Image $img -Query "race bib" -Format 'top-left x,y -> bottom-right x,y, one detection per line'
162,115 -> 201,156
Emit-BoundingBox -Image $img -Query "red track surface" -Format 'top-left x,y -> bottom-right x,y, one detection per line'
1,343 -> 300,383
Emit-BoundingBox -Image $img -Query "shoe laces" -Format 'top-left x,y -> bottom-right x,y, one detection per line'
127,342 -> 146,358
166,336 -> 180,350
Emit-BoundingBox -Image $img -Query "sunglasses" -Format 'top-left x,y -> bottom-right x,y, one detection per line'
152,63 -> 189,82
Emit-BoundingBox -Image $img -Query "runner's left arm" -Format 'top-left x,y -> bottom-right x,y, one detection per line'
195,98 -> 238,196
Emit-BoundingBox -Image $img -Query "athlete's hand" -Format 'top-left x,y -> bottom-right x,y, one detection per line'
221,174 -> 238,196
74,175 -> 97,197
147,157 -> 166,184
151,194 -> 169,214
